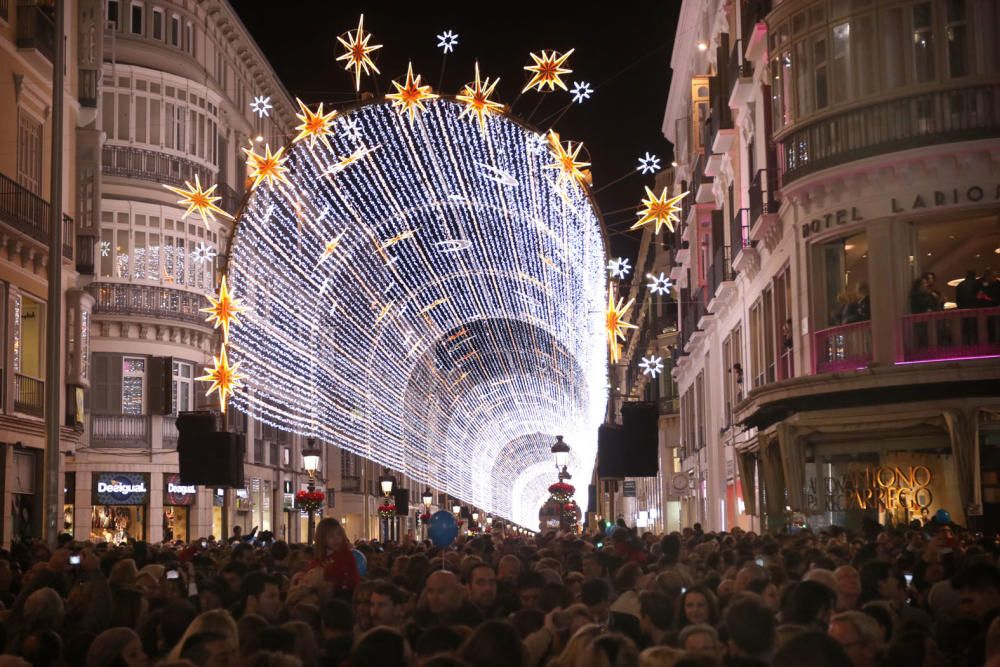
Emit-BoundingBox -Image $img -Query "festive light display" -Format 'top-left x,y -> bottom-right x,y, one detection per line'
250,95 -> 272,118
632,187 -> 688,235
100,240 -> 111,257
605,285 -> 637,364
607,257 -> 631,279
646,272 -> 672,296
163,174 -> 232,228
224,99 -> 606,524
437,30 -> 458,53
456,62 -> 504,132
293,98 -> 338,150
201,276 -> 244,344
570,81 -> 593,104
637,152 -> 660,174
522,49 -> 575,93
243,144 -> 291,190
545,130 -> 590,189
197,345 -> 244,414
192,242 -> 217,264
639,355 -> 664,378
386,62 -> 439,123
336,14 -> 383,91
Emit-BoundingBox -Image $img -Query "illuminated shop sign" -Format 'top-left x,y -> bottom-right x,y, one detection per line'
165,474 -> 197,506
94,473 -> 149,505
806,465 -> 933,512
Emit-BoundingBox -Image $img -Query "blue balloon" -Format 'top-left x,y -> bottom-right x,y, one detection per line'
427,510 -> 459,548
933,508 -> 952,525
351,549 -> 367,577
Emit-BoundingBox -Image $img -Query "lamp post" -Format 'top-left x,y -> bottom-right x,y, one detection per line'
486,515 -> 493,532
302,438 -> 322,545
551,436 -> 573,530
471,510 -> 479,532
422,489 -> 433,539
378,469 -> 395,541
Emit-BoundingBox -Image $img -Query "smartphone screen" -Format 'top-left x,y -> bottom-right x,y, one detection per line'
69,554 -> 81,565
166,570 -> 180,580
904,573 -> 913,586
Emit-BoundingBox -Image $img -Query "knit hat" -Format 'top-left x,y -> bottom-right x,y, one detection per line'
86,627 -> 140,667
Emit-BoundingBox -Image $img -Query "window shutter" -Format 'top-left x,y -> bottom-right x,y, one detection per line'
146,356 -> 173,415
92,354 -> 123,414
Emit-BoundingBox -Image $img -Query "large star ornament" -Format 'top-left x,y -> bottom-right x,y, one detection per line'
243,143 -> 291,190
606,285 -> 637,364
456,62 -> 504,132
292,98 -> 337,150
522,49 -> 575,93
386,62 -> 439,123
163,174 -> 232,228
336,14 -> 382,91
544,130 -> 590,189
197,345 -> 245,414
632,187 -> 689,234
200,276 -> 245,343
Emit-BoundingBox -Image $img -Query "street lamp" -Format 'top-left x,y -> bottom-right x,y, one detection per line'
471,510 -> 479,522
302,438 -> 322,545
551,435 -> 571,481
379,468 -> 395,497
422,488 -> 433,509
452,502 -> 461,515
486,515 -> 493,531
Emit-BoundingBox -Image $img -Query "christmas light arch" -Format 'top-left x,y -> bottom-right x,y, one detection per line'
224,98 -> 607,523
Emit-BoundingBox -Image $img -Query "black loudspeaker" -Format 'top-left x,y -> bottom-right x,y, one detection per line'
393,488 -> 409,516
176,411 -> 245,487
597,402 -> 660,478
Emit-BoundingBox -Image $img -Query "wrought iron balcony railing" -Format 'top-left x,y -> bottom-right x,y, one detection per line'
86,282 -> 211,325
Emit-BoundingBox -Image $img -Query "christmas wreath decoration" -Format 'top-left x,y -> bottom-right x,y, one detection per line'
295,490 -> 325,512
378,502 -> 397,519
548,482 -> 576,496
419,512 -> 432,523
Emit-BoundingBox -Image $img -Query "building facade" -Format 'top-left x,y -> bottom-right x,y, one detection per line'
665,0 -> 1000,533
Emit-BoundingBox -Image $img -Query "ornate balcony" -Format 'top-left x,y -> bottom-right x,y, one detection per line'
16,2 -> 55,63
900,307 -> 1000,364
13,372 -> 42,417
0,171 -> 75,259
86,282 -> 211,326
781,84 -> 1000,184
102,144 -> 216,190
813,321 -> 872,374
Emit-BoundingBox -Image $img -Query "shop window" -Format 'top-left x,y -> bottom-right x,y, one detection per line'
172,361 -> 193,414
129,2 -> 142,35
14,295 -> 44,379
152,7 -> 162,40
818,232 -> 869,327
122,356 -> 145,414
913,2 -> 936,83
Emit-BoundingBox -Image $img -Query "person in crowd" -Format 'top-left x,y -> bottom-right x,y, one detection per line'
828,611 -> 883,667
723,594 -> 775,667
676,586 -> 720,631
466,563 -> 499,617
956,269 -> 979,309
581,578 -> 644,647
368,581 -> 408,627
637,591 -> 674,647
304,518 -> 358,599
910,276 -> 939,314
239,574 -> 281,623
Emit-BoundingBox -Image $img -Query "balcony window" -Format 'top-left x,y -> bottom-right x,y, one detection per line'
16,110 -> 42,196
122,357 -> 145,414
130,2 -> 142,35
946,0 -> 969,78
107,0 -> 119,29
912,2 -> 936,83
882,7 -> 908,90
170,14 -> 179,47
172,361 -> 193,414
819,231 -> 869,328
152,7 -> 162,40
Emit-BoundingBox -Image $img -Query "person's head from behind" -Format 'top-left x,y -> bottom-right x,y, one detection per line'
638,646 -> 682,667
320,599 -> 353,640
24,587 -> 65,633
497,554 -> 521,582
772,630 -> 852,667
581,578 -> 613,621
22,630 -> 63,667
85,627 -> 147,667
951,562 -> 1000,621
828,611 -> 883,667
582,553 -> 608,580
678,624 -> 720,656
457,619 -> 526,667
241,573 -> 281,622
723,594 -> 775,660
638,590 -> 673,639
577,633 -> 639,667
415,625 -> 465,661
179,631 -> 237,667
517,570 -> 546,611
350,627 -> 410,667
783,580 -> 837,628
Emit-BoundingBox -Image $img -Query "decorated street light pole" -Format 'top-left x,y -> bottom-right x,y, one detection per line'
378,469 -> 396,542
549,435 -> 579,532
421,489 -> 433,540
301,439 -> 322,545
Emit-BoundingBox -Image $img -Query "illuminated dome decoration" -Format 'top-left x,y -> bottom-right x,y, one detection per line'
224,98 -> 607,525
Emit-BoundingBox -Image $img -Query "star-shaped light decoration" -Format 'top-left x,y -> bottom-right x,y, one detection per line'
292,98 -> 338,150
456,62 -> 504,133
637,152 -> 661,174
437,30 -> 458,53
200,276 -> 245,344
163,174 -> 233,228
336,14 -> 382,91
386,62 -> 439,123
640,355 -> 664,378
571,81 -> 593,104
606,285 -> 637,364
544,130 -> 590,189
647,272 -> 673,296
632,187 -> 689,235
522,49 -> 575,93
197,345 -> 245,414
192,242 -> 218,264
324,144 -> 380,177
243,144 -> 290,190
526,132 -> 548,155
317,232 -> 345,266
607,257 -> 632,279
342,117 -> 363,143
250,95 -> 272,118
100,240 -> 111,257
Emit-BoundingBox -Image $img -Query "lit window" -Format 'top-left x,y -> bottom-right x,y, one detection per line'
172,361 -> 193,414
122,356 -> 146,415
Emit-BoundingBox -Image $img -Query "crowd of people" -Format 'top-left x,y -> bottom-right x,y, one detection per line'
0,515 -> 998,667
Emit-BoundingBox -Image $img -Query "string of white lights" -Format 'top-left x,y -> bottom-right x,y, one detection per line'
225,98 -> 607,523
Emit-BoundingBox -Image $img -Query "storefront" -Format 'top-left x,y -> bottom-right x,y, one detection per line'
234,487 -> 251,534
163,474 -> 196,543
91,472 -> 149,543
212,488 -> 226,540
63,472 -> 75,536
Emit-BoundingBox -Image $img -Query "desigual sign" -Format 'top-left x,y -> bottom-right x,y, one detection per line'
806,465 -> 933,513
97,481 -> 147,494
165,474 -> 197,506
94,473 -> 150,505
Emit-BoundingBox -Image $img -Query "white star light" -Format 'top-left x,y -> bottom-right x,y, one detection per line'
192,242 -> 218,264
437,30 -> 458,54
526,132 -> 548,155
640,355 -> 664,378
646,272 -> 673,295
607,257 -> 632,279
343,117 -> 363,143
250,95 -> 272,118
100,240 -> 111,257
637,152 -> 661,175
570,81 -> 593,104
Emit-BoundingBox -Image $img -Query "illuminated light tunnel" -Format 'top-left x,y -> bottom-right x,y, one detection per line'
225,98 -> 607,525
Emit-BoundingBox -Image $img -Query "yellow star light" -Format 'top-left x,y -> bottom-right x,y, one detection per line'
197,345 -> 245,414
522,48 -> 575,93
292,98 -> 337,150
163,174 -> 232,228
386,62 -> 439,123
317,232 -> 345,266
243,143 -> 290,190
200,276 -> 245,344
606,285 -> 637,364
456,62 -> 504,132
336,14 -> 382,91
544,130 -> 590,189
631,187 -> 689,235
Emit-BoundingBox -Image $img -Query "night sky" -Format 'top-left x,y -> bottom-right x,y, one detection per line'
233,2 -> 682,259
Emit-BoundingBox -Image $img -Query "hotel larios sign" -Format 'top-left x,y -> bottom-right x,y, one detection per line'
805,465 -> 933,513
800,184 -> 1000,238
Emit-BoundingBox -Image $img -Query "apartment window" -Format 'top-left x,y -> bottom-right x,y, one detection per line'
185,21 -> 193,55
690,78 -> 710,154
882,7 -> 908,89
172,361 -> 193,414
16,110 -> 42,195
946,0 -> 969,77
774,267 -> 794,380
913,2 -> 936,83
818,231 -> 869,327
130,2 -> 142,34
695,371 -> 706,450
152,7 -> 162,40
107,0 -> 119,28
122,357 -> 145,415
170,14 -> 179,46
748,292 -> 775,388
813,35 -> 829,110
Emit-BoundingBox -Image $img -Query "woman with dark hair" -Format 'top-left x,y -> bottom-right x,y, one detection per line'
306,518 -> 358,596
457,619 -> 526,667
781,581 -> 837,629
350,627 -> 411,667
676,587 -> 721,631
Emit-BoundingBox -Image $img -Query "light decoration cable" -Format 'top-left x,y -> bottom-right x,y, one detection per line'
523,49 -> 575,93
336,14 -> 383,91
607,257 -> 631,279
632,187 -> 688,234
223,98 -> 607,525
570,81 -> 593,104
637,152 -> 660,174
163,174 -> 232,228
